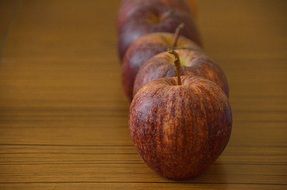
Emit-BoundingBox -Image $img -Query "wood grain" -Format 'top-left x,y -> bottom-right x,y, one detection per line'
0,0 -> 286,189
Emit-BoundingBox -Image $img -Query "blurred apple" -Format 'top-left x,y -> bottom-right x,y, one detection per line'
117,0 -> 201,59
117,0 -> 195,31
134,49 -> 229,97
122,32 -> 201,101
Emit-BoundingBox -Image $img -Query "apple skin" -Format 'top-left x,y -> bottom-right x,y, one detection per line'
117,2 -> 201,60
134,49 -> 229,98
117,0 -> 194,31
122,32 -> 202,101
129,76 -> 232,180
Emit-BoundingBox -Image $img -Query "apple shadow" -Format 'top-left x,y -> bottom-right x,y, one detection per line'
172,160 -> 228,189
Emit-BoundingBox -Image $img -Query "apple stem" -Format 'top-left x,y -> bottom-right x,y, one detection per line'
169,50 -> 182,85
169,23 -> 184,85
172,23 -> 185,50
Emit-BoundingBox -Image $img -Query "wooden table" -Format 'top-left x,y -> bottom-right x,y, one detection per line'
0,0 -> 286,189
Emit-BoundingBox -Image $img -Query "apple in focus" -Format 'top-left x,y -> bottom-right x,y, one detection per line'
129,76 -> 232,180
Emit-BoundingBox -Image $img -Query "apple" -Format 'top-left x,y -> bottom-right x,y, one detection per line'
117,1 -> 201,60
129,74 -> 232,180
122,31 -> 202,101
117,0 -> 195,31
133,49 -> 229,98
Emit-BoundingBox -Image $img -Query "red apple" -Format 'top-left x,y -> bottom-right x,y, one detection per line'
122,32 -> 201,101
117,0 -> 194,31
117,1 -> 201,60
134,49 -> 229,98
129,75 -> 232,180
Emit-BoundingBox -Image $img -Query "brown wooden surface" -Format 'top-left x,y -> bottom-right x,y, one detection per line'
0,0 -> 286,189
